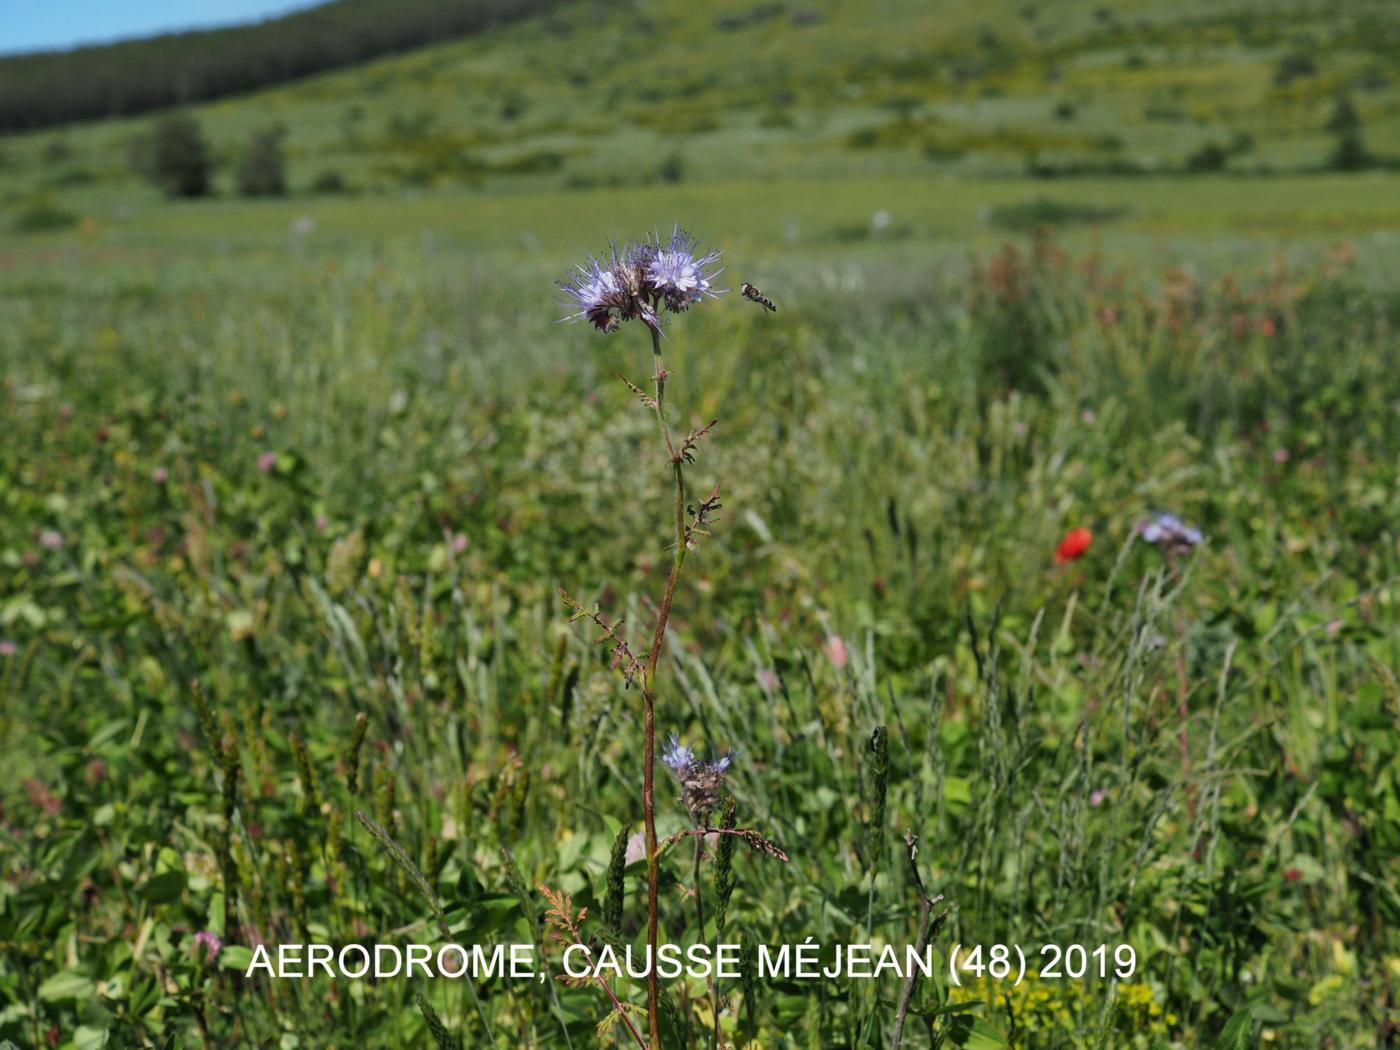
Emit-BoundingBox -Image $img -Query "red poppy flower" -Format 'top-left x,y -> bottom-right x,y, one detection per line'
1054,527 -> 1093,564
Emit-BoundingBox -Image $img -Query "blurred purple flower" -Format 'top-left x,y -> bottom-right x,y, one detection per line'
257,452 -> 277,474
192,930 -> 223,962
0,640 -> 17,658
1139,513 -> 1203,556
1089,789 -> 1107,807
38,529 -> 64,550
152,466 -> 169,484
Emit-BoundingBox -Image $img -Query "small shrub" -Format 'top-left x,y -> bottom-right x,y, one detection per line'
45,167 -> 96,187
987,196 -> 1128,232
1185,141 -> 1228,173
236,127 -> 288,197
150,113 -> 212,198
1274,51 -> 1317,87
309,169 -> 353,195
12,196 -> 79,233
490,149 -> 564,176
657,152 -> 685,184
716,3 -> 784,31
846,126 -> 880,149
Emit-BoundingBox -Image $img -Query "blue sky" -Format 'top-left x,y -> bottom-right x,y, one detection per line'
1,1 -> 322,56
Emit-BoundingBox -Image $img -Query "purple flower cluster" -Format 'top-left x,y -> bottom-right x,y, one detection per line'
1139,512 -> 1204,556
661,734 -> 734,822
559,228 -> 723,335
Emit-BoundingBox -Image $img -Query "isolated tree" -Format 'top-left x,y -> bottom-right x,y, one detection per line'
150,113 -> 211,198
1329,129 -> 1371,172
1324,95 -> 1359,133
236,126 -> 288,197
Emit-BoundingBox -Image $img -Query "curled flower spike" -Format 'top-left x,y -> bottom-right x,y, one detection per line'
558,228 -> 723,335
661,734 -> 734,823
645,227 -> 725,314
559,251 -> 629,334
661,735 -> 697,774
1139,513 -> 1203,556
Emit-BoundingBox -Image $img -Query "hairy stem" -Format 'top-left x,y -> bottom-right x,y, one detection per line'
890,834 -> 946,1050
693,837 -> 719,1050
1169,556 -> 1195,822
642,324 -> 689,1047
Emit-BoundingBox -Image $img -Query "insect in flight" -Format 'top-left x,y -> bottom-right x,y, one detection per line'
741,282 -> 777,312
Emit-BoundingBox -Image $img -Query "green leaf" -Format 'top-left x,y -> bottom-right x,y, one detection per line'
38,970 -> 95,1002
949,1017 -> 1008,1049
135,870 -> 186,903
1213,1009 -> 1258,1050
221,945 -> 254,972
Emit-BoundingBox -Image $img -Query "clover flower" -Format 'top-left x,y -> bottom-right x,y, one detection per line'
192,930 -> 223,963
661,733 -> 733,823
1139,513 -> 1203,556
558,228 -> 723,334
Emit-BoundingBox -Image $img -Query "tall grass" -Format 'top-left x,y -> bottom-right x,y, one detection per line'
0,232 -> 1397,1046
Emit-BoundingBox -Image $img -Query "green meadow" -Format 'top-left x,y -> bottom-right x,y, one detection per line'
2,1 -> 1400,1048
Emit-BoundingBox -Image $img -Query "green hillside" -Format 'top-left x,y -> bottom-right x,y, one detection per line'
2,0 -> 1397,210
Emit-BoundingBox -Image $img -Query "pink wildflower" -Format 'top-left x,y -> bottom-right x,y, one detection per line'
192,930 -> 223,962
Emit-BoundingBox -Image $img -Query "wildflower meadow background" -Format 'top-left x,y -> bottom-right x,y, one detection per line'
2,1 -> 1400,1047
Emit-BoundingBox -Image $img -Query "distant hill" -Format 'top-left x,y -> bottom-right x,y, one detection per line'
0,0 -> 562,132
0,0 -> 1395,200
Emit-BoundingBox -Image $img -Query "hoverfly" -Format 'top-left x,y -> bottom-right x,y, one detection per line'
740,282 -> 777,312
